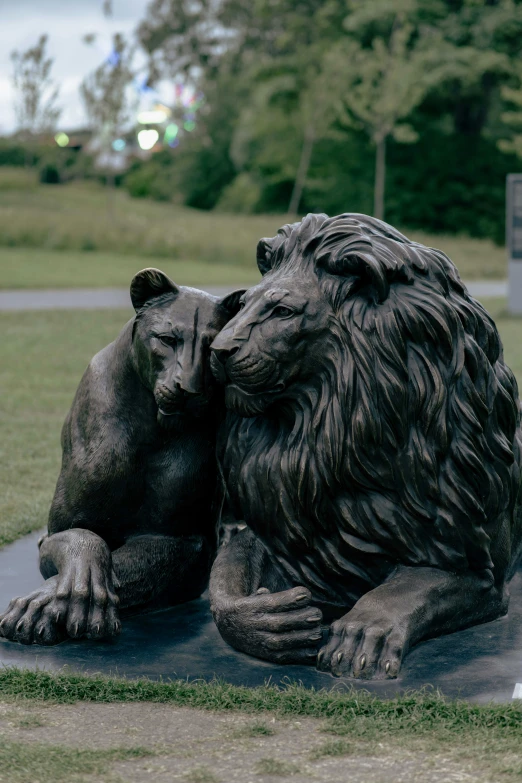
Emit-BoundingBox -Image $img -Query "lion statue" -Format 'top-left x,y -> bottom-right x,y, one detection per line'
208,212 -> 522,679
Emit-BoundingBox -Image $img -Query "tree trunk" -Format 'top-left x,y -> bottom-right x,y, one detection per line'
107,171 -> 115,220
373,136 -> 386,221
288,125 -> 315,216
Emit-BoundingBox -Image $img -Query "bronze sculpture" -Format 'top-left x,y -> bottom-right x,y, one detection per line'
209,212 -> 522,679
0,269 -> 244,645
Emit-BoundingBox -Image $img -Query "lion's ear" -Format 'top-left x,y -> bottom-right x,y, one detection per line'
130,268 -> 180,312
219,288 -> 247,316
320,253 -> 413,303
256,238 -> 275,275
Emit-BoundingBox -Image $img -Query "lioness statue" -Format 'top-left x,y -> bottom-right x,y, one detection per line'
0,269 -> 244,645
209,213 -> 522,679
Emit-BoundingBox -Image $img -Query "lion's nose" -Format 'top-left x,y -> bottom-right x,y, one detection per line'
211,345 -> 239,365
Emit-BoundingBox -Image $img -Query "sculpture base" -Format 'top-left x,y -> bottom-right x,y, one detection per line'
1,532 -> 521,703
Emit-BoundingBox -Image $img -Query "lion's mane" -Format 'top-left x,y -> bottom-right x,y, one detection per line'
221,214 -> 522,604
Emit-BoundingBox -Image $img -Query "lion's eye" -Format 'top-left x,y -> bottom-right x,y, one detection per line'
159,335 -> 177,348
272,305 -> 293,318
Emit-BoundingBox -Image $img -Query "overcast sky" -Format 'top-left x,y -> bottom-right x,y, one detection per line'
0,0 -> 152,134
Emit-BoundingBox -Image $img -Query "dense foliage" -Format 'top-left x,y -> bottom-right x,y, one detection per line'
125,0 -> 522,241
7,1 -> 522,241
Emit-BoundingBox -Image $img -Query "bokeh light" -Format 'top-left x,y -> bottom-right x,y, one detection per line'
54,132 -> 69,147
132,80 -> 205,151
137,129 -> 159,150
112,138 -> 126,151
137,109 -> 169,125
106,49 -> 120,68
164,123 -> 179,144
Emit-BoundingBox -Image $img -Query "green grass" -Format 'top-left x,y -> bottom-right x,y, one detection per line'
0,169 -> 509,286
184,767 -> 220,783
309,738 -> 354,760
232,721 -> 276,738
0,309 -> 129,547
0,248 -> 261,290
4,668 -> 522,783
0,170 -> 283,269
0,299 -> 520,549
0,667 -> 518,728
255,757 -> 301,775
0,736 -> 152,783
5,668 -> 522,781
1,672 -> 522,782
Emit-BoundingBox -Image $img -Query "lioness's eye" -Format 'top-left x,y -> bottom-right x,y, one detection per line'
159,335 -> 177,348
272,305 -> 293,318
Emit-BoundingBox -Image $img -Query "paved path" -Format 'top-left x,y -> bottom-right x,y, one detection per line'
0,281 -> 508,311
0,285 -> 239,312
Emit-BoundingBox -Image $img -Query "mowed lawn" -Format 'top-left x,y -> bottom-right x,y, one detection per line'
0,299 -> 520,549
0,169 -> 509,287
0,309 -> 129,547
0,248 -> 261,290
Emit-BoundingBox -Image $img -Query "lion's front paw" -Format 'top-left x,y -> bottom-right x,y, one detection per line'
317,608 -> 408,680
213,586 -> 323,665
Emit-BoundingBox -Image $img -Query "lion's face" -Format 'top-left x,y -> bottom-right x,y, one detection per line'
130,268 -> 245,428
210,272 -> 332,416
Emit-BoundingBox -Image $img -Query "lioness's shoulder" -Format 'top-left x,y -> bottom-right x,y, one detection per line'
66,322 -> 137,441
79,342 -> 121,413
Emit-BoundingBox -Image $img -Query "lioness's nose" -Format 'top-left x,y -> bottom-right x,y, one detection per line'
211,345 -> 239,365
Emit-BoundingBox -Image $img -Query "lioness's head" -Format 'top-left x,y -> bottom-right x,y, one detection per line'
130,268 -> 244,428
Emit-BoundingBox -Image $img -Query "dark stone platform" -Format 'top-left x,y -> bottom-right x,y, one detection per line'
1,531 -> 522,703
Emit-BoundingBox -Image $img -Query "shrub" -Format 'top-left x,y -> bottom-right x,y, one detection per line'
215,172 -> 263,213
39,163 -> 61,184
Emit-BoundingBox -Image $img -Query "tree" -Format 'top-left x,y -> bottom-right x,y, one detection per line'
80,34 -> 134,156
138,0 -> 224,81
337,0 -> 522,139
80,33 -> 134,201
324,3 -> 454,220
10,35 -> 61,142
287,62 -> 343,215
499,75 -> 522,159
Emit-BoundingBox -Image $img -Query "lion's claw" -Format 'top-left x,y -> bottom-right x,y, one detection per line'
317,608 -> 408,680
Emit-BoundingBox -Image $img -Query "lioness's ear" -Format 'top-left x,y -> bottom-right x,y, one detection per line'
256,238 -> 274,275
130,268 -> 180,312
219,288 -> 247,316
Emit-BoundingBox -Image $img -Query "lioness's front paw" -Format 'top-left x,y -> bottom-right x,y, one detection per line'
317,609 -> 408,679
213,586 -> 323,664
51,561 -> 121,641
0,578 -> 65,645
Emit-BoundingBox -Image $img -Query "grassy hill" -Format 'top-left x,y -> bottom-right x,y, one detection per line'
0,168 -> 508,288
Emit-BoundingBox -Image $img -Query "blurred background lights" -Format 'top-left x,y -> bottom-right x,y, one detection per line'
112,138 -> 126,151
137,109 -> 169,125
137,129 -> 159,150
106,49 -> 120,68
54,132 -> 69,147
183,120 -> 196,132
164,123 -> 179,144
